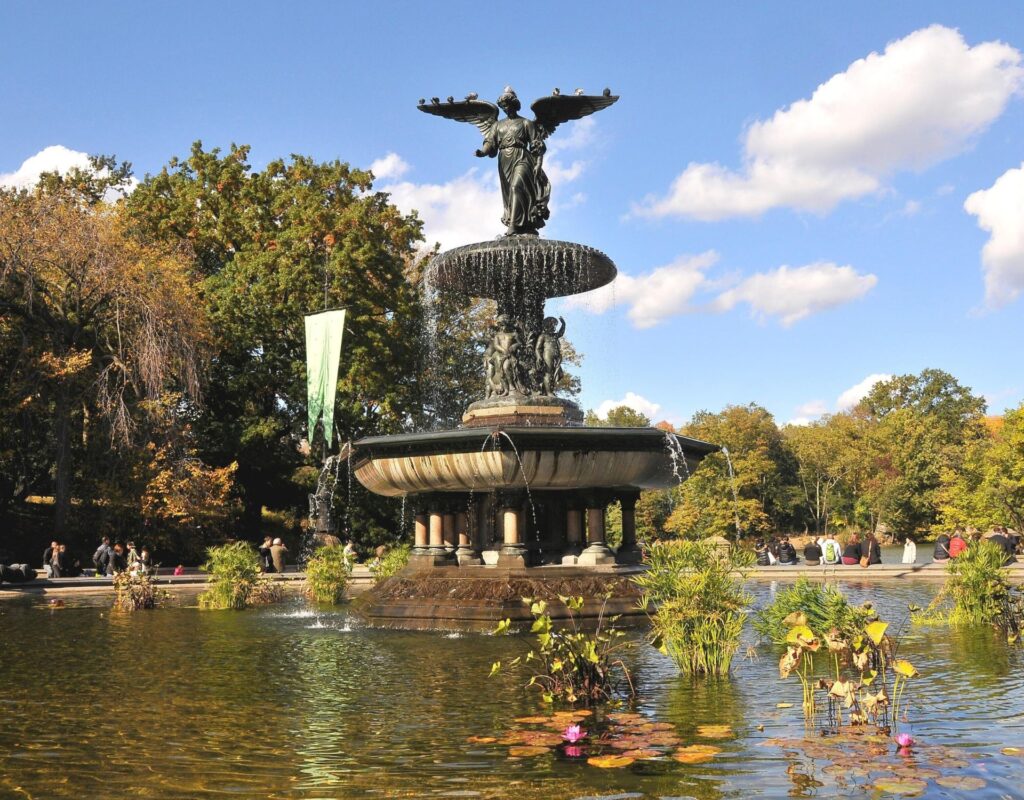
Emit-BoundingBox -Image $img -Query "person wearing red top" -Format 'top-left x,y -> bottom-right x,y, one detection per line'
948,530 -> 968,558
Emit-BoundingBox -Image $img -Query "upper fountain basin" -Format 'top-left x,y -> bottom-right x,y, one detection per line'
350,426 -> 717,497
426,237 -> 617,300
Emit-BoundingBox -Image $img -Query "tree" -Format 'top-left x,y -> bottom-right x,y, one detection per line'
585,405 -> 651,428
0,181 -> 207,533
666,404 -> 795,539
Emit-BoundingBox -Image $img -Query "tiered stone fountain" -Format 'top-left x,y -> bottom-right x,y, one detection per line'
350,87 -> 716,627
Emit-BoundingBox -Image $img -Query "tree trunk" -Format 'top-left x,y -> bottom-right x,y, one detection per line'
53,389 -> 73,535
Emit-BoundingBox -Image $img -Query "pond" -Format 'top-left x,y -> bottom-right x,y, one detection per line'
1,581 -> 1022,799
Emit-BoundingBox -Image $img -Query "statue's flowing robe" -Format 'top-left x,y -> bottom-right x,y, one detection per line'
484,117 -> 550,233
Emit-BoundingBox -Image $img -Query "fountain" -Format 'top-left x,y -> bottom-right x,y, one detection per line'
349,86 -> 717,627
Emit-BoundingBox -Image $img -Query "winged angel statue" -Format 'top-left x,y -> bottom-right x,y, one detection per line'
418,87 -> 618,236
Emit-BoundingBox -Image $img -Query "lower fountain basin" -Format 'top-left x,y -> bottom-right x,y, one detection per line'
350,426 -> 716,497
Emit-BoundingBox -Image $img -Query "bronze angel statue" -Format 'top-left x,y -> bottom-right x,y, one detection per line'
418,87 -> 619,236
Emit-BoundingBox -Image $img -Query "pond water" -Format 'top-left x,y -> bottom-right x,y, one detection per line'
1,581 -> 1022,799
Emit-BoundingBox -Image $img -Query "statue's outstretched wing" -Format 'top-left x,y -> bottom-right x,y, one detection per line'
417,99 -> 499,135
530,93 -> 619,137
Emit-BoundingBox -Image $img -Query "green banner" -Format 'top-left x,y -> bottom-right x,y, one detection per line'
305,308 -> 346,447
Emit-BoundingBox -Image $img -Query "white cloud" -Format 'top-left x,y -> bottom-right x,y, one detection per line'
964,161 -> 1024,306
369,152 -> 410,181
381,168 -> 502,250
901,200 -> 922,216
634,26 -> 1023,220
595,391 -> 662,420
836,373 -> 893,411
566,251 -> 719,329
0,145 -> 139,198
714,262 -> 877,326
797,400 -> 829,417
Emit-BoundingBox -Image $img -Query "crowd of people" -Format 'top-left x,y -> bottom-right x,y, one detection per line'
755,527 -> 1021,569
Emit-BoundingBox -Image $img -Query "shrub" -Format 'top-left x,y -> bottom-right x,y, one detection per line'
633,539 -> 754,676
914,541 -> 1023,641
371,544 -> 410,584
112,570 -> 164,611
490,595 -> 636,705
304,545 -> 351,604
753,577 -> 872,645
198,541 -> 282,610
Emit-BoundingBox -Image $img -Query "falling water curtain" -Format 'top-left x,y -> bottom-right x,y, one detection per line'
305,309 -> 347,448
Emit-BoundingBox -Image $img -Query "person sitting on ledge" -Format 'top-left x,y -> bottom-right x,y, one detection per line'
841,533 -> 862,566
863,532 -> 882,566
948,529 -> 968,559
777,536 -> 798,565
755,539 -> 771,567
803,539 -> 822,566
822,533 -> 842,566
933,532 -> 951,563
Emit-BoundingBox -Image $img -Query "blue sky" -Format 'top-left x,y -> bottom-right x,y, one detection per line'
2,1 -> 1022,426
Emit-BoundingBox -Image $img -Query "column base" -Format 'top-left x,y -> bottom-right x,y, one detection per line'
577,544 -> 616,566
496,544 -> 528,569
615,544 -> 643,565
456,547 -> 482,566
407,552 -> 453,570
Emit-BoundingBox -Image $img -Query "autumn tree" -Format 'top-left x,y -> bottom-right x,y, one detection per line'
0,176 -> 207,534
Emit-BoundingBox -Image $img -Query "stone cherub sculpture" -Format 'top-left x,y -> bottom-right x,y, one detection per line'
418,87 -> 618,236
534,316 -> 566,396
484,314 -> 526,398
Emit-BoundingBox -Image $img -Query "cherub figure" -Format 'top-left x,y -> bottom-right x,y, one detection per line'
534,316 -> 566,396
485,315 -> 526,397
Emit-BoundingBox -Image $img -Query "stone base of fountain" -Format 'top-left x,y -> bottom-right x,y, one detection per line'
462,395 -> 583,428
356,565 -> 646,631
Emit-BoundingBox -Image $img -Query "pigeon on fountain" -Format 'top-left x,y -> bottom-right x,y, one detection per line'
431,97 -> 440,104
552,88 -> 561,95
465,92 -> 478,100
447,95 -> 455,103
574,88 -> 584,95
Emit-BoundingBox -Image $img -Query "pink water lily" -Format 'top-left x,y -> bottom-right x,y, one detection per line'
563,724 -> 587,743
895,733 -> 916,749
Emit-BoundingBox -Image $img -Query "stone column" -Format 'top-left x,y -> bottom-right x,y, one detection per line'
442,512 -> 457,554
562,497 -> 584,564
413,513 -> 429,555
429,507 -> 446,560
616,491 -> 642,564
456,510 -> 481,565
578,492 -> 615,566
496,491 -> 527,568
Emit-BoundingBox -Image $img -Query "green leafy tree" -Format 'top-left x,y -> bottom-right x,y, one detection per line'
585,405 -> 651,428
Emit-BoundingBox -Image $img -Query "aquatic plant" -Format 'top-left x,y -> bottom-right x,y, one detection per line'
913,540 -> 1023,641
753,577 -> 872,644
776,607 -> 919,736
304,544 -> 351,604
490,595 -> 636,705
370,544 -> 410,584
562,724 -> 586,743
112,570 -> 165,611
633,538 -> 754,676
198,541 -> 283,610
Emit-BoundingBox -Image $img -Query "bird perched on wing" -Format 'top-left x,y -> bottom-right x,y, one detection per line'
431,97 -> 440,104
446,95 -> 454,103
418,98 -> 425,105
465,92 -> 478,100
574,88 -> 584,95
603,88 -> 611,97
552,88 -> 560,96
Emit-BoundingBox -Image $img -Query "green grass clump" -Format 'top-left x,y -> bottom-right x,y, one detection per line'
634,539 -> 754,676
370,544 -> 410,584
753,577 -> 871,644
304,545 -> 351,604
198,541 -> 283,610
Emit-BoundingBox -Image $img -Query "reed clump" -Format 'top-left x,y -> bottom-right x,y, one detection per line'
198,541 -> 283,610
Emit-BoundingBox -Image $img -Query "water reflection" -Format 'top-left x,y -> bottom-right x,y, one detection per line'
0,583 -> 1022,799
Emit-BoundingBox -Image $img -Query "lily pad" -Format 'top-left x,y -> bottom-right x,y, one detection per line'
508,745 -> 550,758
466,736 -> 497,744
871,778 -> 927,795
935,775 -> 985,789
520,731 -> 565,747
696,725 -> 733,739
587,754 -> 636,768
607,712 -> 644,724
514,716 -> 552,724
672,744 -> 722,764
1002,746 -> 1024,756
621,748 -> 663,759
776,703 -> 794,708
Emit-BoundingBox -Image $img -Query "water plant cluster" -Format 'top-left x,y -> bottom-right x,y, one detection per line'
303,544 -> 351,604
197,542 -> 283,610
112,570 -> 165,611
633,538 -> 754,676
914,540 -> 1024,641
491,596 -> 635,705
370,544 -> 410,584
753,577 -> 873,645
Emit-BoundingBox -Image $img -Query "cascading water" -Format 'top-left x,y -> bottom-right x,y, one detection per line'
721,445 -> 743,542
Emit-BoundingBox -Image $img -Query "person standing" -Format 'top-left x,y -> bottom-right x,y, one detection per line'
259,536 -> 274,573
270,538 -> 288,574
92,537 -> 113,577
902,536 -> 917,565
42,540 -> 59,578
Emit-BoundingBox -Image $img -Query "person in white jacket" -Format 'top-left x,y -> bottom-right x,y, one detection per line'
902,536 -> 917,565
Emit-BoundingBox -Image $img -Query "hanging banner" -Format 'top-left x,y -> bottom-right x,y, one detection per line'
304,308 -> 346,447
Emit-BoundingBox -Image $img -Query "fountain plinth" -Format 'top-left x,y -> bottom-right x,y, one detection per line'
346,86 -> 718,628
